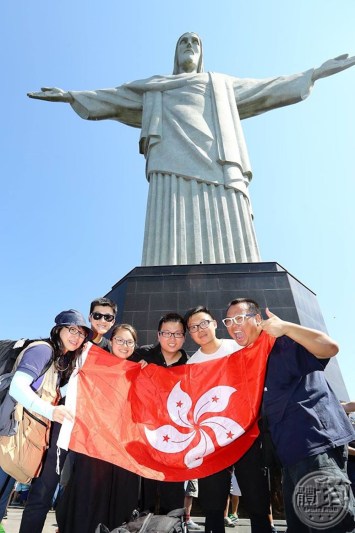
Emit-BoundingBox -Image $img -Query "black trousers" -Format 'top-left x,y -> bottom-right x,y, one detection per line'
141,478 -> 185,514
234,437 -> 273,533
198,438 -> 273,533
199,469 -> 231,533
19,422 -> 67,533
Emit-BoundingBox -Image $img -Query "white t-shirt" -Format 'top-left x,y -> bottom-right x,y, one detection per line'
187,338 -> 241,364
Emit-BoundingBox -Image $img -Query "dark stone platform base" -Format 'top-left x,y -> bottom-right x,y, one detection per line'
105,261 -> 348,399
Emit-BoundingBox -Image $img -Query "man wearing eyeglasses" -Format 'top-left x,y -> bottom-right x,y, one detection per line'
184,305 -> 274,533
184,305 -> 240,364
132,312 -> 187,368
131,313 -> 194,523
223,298 -> 355,533
88,297 -> 117,352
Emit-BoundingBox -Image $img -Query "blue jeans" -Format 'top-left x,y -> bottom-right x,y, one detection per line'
282,446 -> 355,533
0,467 -> 16,520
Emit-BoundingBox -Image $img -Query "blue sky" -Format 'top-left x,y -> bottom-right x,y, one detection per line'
2,1 -> 354,397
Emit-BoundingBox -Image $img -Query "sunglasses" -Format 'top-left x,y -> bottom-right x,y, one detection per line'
91,312 -> 115,323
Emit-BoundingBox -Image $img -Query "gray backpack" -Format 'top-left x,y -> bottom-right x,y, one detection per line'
96,508 -> 187,533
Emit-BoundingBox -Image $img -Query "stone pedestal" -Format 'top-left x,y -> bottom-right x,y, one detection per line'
105,261 -> 348,399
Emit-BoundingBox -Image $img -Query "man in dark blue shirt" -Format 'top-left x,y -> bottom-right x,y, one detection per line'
223,297 -> 355,533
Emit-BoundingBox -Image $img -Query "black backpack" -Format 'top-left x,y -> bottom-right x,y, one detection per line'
0,339 -> 52,436
95,509 -> 187,533
0,339 -> 35,402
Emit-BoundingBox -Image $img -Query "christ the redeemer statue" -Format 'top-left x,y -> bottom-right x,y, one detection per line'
28,32 -> 355,266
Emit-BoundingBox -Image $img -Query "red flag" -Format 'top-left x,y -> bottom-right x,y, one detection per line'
61,332 -> 275,481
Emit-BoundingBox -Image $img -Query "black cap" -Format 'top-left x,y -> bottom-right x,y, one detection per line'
53,309 -> 91,337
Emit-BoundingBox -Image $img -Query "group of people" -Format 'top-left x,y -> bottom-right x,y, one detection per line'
0,296 -> 355,533
23,31 -> 355,532
0,299 -> 136,532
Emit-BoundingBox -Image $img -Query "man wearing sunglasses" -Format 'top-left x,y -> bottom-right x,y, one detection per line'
88,297 -> 117,352
55,298 -> 118,530
224,298 -> 355,533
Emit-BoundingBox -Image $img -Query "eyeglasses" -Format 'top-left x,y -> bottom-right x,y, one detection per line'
222,314 -> 256,327
91,312 -> 115,323
158,331 -> 185,339
112,337 -> 135,347
187,319 -> 214,333
65,326 -> 86,339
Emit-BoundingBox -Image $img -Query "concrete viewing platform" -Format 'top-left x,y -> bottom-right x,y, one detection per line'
2,506 -> 287,533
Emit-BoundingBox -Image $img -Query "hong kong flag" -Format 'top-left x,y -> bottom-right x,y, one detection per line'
58,332 -> 275,481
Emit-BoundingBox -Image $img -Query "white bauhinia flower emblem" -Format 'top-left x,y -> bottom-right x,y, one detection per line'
144,381 -> 244,468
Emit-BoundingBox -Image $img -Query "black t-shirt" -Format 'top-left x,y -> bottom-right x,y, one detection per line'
92,336 -> 111,353
131,343 -> 187,367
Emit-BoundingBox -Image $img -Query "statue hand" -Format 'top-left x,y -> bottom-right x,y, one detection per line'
27,87 -> 73,103
312,54 -> 355,81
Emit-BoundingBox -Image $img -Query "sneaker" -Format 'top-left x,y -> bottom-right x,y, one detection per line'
224,517 -> 236,527
228,513 -> 239,523
185,519 -> 201,530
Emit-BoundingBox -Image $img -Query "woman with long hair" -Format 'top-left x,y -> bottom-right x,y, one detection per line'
56,323 -> 141,533
0,309 -> 90,532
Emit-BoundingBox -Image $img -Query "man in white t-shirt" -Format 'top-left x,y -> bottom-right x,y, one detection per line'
184,306 -> 273,533
185,306 -> 240,365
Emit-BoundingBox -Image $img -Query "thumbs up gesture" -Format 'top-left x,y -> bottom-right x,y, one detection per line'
260,308 -> 288,338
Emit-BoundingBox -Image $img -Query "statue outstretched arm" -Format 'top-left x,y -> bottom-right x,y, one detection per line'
27,87 -> 73,103
27,85 -> 143,127
234,53 -> 354,120
312,54 -> 355,81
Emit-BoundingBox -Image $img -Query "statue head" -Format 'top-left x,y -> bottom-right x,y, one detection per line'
173,32 -> 204,74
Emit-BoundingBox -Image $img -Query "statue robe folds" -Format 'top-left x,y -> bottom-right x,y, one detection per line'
69,70 -> 314,265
